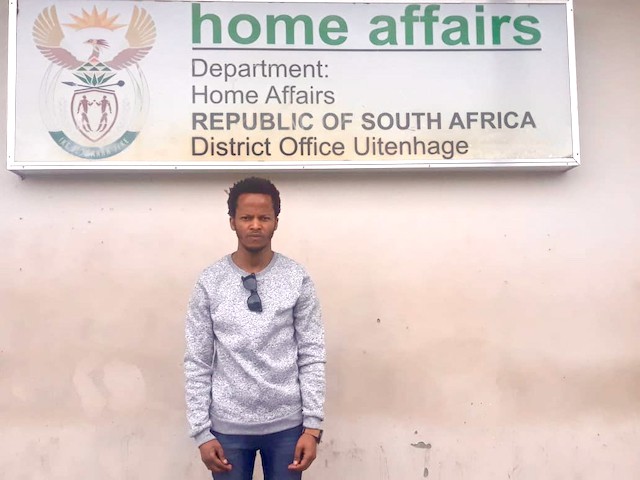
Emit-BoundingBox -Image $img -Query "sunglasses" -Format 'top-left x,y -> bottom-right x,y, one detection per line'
241,273 -> 263,313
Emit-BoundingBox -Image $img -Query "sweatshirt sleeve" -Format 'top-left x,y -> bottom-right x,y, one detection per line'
184,280 -> 217,446
293,274 -> 326,429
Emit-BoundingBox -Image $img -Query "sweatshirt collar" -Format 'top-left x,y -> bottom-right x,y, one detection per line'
227,252 -> 279,278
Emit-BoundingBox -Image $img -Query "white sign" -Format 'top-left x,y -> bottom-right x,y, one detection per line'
7,1 -> 579,171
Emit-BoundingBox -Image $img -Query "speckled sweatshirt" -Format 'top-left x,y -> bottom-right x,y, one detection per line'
184,253 -> 326,446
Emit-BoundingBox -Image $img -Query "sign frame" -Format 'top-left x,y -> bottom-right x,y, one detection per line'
6,0 -> 580,172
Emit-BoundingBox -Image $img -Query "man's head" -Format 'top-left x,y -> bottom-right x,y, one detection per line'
227,177 -> 280,254
227,177 -> 281,218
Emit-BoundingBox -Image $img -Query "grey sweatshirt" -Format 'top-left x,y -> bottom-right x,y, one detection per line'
184,253 -> 326,446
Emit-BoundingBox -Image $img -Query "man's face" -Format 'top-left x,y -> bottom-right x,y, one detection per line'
230,193 -> 278,253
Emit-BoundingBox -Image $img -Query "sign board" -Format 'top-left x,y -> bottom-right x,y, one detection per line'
6,0 -> 579,171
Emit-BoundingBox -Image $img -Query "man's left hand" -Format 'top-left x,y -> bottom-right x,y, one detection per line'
288,432 -> 317,471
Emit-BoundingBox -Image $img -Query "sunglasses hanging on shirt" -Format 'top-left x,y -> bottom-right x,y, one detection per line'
241,273 -> 263,313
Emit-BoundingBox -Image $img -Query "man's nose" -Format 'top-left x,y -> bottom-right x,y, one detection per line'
249,219 -> 261,230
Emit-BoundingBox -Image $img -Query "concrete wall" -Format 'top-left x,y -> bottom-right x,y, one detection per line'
2,0 -> 639,478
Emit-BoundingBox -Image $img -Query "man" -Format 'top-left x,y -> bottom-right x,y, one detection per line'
185,177 -> 326,480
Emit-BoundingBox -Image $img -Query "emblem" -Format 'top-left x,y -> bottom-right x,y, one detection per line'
33,5 -> 156,159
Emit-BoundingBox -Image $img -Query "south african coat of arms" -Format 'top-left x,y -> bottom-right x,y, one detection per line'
33,5 -> 156,159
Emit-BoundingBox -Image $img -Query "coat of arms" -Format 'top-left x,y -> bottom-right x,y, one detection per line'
33,5 -> 156,159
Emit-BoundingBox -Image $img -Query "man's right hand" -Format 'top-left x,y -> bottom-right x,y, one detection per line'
199,439 -> 232,473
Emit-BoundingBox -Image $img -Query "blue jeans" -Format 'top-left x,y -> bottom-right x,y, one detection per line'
211,425 -> 303,480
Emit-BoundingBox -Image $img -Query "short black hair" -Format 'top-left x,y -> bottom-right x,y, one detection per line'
227,177 -> 281,218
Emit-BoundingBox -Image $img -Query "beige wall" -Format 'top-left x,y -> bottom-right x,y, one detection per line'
2,0 -> 640,478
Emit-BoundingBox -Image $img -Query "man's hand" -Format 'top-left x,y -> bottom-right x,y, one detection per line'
288,432 -> 317,472
199,439 -> 232,473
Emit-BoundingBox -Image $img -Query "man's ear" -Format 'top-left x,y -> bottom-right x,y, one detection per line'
274,217 -> 279,231
230,217 -> 236,231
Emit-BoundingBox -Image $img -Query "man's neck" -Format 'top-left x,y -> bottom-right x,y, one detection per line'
232,248 -> 274,273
